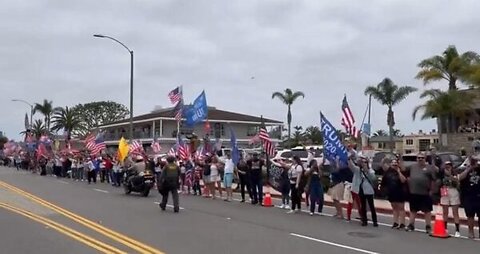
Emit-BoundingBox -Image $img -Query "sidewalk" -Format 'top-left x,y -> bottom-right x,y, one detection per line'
250,186 -> 469,225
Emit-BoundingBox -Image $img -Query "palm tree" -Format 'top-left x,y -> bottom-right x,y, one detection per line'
51,106 -> 82,139
34,99 -> 54,132
365,78 -> 417,152
272,88 -> 305,147
292,125 -> 304,146
392,129 -> 403,137
31,119 -> 46,139
416,45 -> 479,90
304,126 -> 322,144
412,89 -> 477,133
373,130 -> 387,137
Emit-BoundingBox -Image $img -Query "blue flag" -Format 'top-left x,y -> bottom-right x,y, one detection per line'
229,126 -> 240,165
185,91 -> 208,126
320,113 -> 348,165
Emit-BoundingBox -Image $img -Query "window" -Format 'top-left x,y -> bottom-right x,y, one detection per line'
247,126 -> 259,137
433,138 -> 439,144
405,139 -> 413,145
211,123 -> 225,138
418,139 -> 431,151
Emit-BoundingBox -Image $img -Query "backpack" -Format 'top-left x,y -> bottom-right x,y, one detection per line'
298,165 -> 308,191
203,164 -> 211,176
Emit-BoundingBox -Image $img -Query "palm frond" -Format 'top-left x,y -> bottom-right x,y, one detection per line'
392,86 -> 418,106
271,92 -> 287,103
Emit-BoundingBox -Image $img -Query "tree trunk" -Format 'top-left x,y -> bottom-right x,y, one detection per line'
287,105 -> 292,148
387,107 -> 395,153
448,77 -> 457,91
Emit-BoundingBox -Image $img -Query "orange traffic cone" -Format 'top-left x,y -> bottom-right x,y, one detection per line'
263,187 -> 274,207
430,209 -> 450,238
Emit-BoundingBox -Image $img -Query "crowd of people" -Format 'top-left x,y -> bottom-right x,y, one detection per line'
3,144 -> 480,240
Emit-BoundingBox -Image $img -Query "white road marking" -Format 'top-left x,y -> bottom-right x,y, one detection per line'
153,202 -> 185,210
93,188 -> 109,193
57,180 -> 69,184
290,233 -> 380,254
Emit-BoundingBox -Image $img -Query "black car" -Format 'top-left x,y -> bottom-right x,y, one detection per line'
371,152 -> 397,175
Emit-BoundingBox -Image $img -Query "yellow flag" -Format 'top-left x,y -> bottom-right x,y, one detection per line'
118,137 -> 129,162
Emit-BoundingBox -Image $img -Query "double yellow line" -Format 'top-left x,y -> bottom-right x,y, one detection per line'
0,180 -> 164,254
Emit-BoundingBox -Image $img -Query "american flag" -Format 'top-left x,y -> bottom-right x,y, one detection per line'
341,95 -> 360,138
248,133 -> 261,145
85,132 -> 106,156
151,138 -> 161,154
177,137 -> 190,160
174,99 -> 183,121
259,122 -> 275,157
168,86 -> 182,105
129,140 -> 143,154
167,146 -> 176,157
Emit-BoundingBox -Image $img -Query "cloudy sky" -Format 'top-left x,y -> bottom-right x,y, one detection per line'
2,0 -> 480,140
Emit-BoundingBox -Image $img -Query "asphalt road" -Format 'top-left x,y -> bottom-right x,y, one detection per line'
0,166 -> 479,254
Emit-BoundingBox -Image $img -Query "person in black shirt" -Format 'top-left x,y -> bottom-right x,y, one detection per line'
236,156 -> 252,202
247,153 -> 265,205
459,157 -> 480,239
380,159 -> 407,229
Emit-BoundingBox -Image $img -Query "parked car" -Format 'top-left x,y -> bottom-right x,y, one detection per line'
401,152 -> 463,170
371,152 -> 397,175
274,148 -> 324,167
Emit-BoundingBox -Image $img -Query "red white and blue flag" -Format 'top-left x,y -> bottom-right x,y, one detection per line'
168,86 -> 182,105
177,136 -> 190,160
341,95 -> 360,138
259,117 -> 275,157
129,140 -> 144,154
151,138 -> 161,154
85,132 -> 106,156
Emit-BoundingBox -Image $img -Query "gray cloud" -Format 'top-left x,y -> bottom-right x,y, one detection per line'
1,0 -> 480,139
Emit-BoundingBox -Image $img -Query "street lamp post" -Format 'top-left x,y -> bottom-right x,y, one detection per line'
12,99 -> 33,129
93,34 -> 134,142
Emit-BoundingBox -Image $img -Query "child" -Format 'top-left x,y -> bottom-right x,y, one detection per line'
193,161 -> 203,196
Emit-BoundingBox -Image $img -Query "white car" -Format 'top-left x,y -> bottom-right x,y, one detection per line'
274,148 -> 324,167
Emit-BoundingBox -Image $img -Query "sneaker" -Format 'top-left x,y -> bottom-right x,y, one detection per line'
373,222 -> 379,227
287,209 -> 296,214
309,212 -> 314,216
240,199 -> 245,202
361,222 -> 368,226
284,205 -> 291,210
406,224 -> 415,232
397,224 -> 405,230
425,225 -> 432,235
454,231 -> 461,238
391,223 -> 399,229
279,204 -> 285,209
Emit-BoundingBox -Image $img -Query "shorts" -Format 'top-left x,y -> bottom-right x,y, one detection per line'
210,175 -> 221,182
203,176 -> 211,184
409,194 -> 433,213
223,173 -> 234,188
329,182 -> 344,201
440,188 -> 460,206
343,182 -> 353,202
463,198 -> 480,218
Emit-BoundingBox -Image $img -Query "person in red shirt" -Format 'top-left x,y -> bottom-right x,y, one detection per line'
102,155 -> 113,183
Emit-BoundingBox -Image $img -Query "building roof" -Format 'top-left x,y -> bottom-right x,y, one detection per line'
370,136 -> 402,143
101,106 -> 283,127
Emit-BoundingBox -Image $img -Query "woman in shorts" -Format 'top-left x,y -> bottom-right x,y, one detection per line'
440,161 -> 461,237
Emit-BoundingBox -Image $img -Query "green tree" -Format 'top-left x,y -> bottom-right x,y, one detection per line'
416,45 -> 479,91
392,129 -> 403,137
0,136 -> 8,150
71,101 -> 129,136
31,119 -> 46,139
365,78 -> 417,152
304,126 -> 323,144
412,89 -> 476,133
292,125 -> 304,146
271,88 -> 305,147
51,106 -> 82,139
373,130 -> 387,137
33,99 -> 54,132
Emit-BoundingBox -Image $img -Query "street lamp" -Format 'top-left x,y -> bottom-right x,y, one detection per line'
12,99 -> 33,129
93,34 -> 134,142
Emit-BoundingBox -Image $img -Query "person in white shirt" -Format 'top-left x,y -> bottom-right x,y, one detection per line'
223,153 -> 235,202
209,156 -> 223,199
